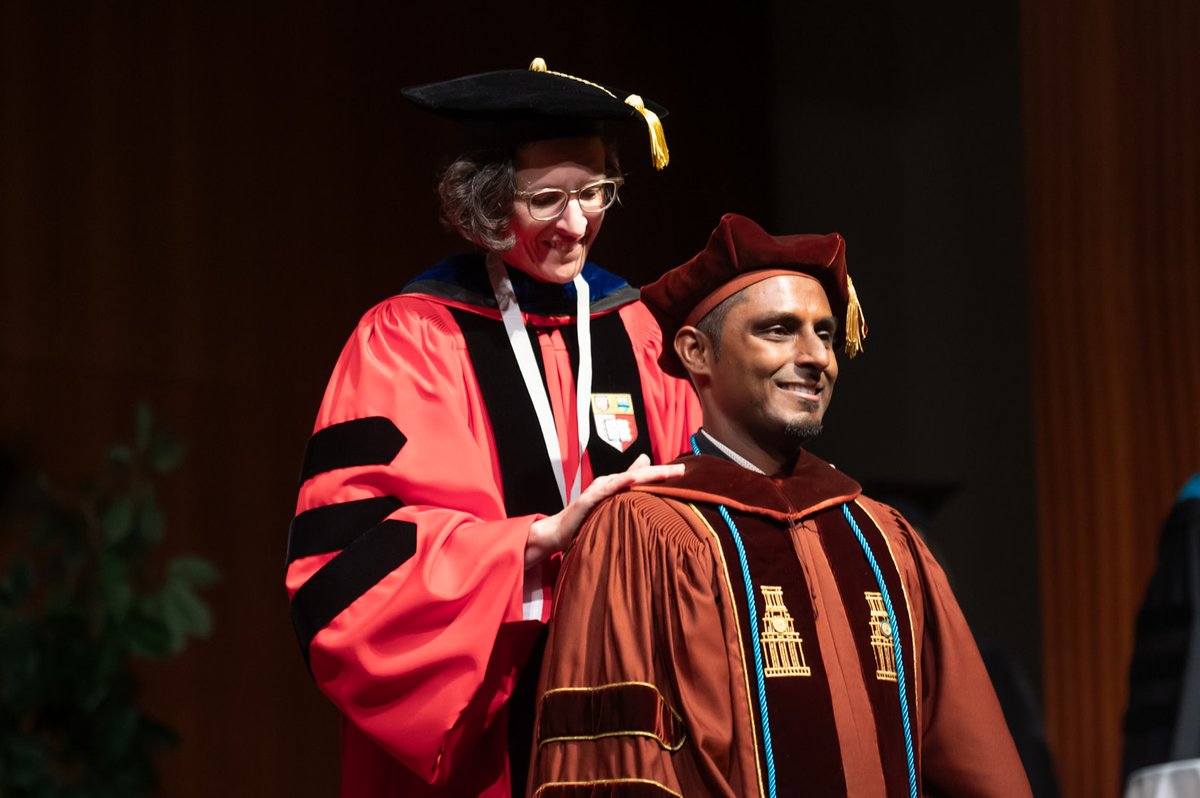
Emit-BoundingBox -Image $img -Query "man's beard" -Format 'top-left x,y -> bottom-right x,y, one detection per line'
783,420 -> 823,443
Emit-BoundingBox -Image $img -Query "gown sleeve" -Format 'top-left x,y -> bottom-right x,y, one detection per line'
285,296 -> 540,785
530,493 -> 753,798
886,508 -> 1034,798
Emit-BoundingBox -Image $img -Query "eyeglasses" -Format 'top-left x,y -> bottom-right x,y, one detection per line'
515,177 -> 625,221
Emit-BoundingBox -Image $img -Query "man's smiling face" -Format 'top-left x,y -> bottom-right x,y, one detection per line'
705,274 -> 839,455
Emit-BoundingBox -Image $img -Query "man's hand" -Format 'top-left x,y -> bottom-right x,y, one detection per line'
525,454 -> 686,568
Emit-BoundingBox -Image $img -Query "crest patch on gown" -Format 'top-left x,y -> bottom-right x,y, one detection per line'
760,585 -> 811,678
591,393 -> 638,452
865,591 -> 898,682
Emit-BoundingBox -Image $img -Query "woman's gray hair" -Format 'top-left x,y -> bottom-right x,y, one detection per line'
437,150 -> 517,252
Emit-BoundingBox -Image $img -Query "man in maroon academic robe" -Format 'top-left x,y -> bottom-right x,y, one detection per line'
529,213 -> 1032,797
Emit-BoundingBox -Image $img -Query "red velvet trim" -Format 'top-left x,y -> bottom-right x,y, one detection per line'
537,683 -> 685,751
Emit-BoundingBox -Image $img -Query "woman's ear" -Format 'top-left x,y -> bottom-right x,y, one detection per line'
674,325 -> 713,381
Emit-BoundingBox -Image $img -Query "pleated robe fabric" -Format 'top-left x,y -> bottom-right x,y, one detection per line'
530,449 -> 1032,798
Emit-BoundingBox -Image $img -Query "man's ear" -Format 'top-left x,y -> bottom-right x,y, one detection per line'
675,325 -> 714,379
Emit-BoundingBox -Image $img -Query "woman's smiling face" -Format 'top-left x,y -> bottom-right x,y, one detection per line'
504,136 -> 608,284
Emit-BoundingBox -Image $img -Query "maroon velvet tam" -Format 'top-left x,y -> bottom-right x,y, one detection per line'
642,213 -> 865,378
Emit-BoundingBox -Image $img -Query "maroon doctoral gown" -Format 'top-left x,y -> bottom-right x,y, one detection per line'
530,445 -> 1032,797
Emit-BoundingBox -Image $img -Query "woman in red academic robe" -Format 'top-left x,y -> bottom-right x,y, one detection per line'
284,60 -> 700,798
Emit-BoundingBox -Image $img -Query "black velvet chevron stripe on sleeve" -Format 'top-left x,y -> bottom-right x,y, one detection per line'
290,519 -> 418,663
298,416 -> 407,483
286,496 -> 403,565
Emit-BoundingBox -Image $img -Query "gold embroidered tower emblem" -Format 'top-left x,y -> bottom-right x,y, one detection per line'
759,586 -> 811,677
865,591 -> 898,682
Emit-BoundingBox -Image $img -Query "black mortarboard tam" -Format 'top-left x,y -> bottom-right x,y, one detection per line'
401,57 -> 670,170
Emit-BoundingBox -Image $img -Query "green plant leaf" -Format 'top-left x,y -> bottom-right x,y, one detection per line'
126,603 -> 175,659
99,554 -> 133,621
100,496 -> 135,546
149,431 -> 186,474
161,581 -> 213,642
1,731 -> 52,790
108,444 -> 133,466
134,403 -> 154,453
95,703 -> 139,762
0,619 -> 42,710
137,500 -> 165,545
167,556 -> 220,589
0,403 -> 204,794
80,659 -> 115,712
0,557 -> 35,605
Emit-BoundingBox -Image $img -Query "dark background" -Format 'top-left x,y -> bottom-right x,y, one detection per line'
3,2 -> 1197,796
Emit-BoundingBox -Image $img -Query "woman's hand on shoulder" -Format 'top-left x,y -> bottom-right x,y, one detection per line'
525,454 -> 685,568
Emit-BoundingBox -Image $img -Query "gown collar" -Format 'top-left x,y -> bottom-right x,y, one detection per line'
636,432 -> 862,522
402,252 -> 637,316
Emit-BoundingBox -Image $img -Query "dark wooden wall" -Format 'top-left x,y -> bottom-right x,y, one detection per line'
1021,0 -> 1200,795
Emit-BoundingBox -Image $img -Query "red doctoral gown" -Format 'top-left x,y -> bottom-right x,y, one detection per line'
286,255 -> 702,797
